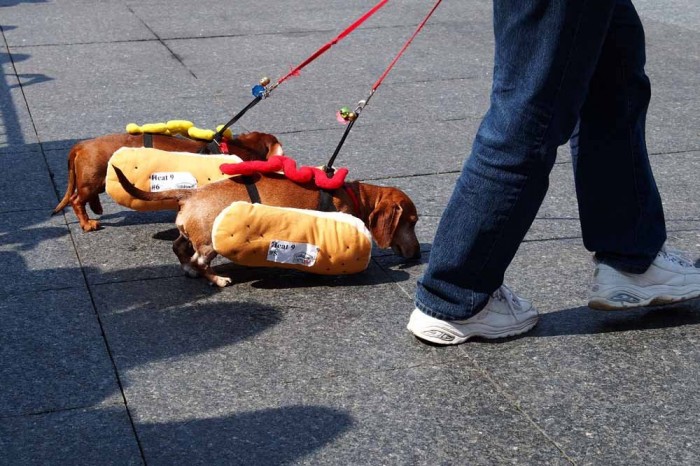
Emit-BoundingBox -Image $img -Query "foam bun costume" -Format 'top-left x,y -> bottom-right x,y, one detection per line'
106,147 -> 242,211
212,202 -> 372,275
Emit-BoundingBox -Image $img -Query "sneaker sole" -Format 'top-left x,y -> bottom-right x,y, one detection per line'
407,315 -> 539,345
588,286 -> 700,311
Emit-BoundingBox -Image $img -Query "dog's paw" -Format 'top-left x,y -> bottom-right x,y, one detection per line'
81,220 -> 101,232
212,276 -> 232,288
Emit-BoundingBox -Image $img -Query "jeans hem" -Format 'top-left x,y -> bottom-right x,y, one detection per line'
414,294 -> 488,322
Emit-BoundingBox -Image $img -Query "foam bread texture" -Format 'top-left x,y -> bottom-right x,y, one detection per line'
106,147 -> 242,210
212,202 -> 372,275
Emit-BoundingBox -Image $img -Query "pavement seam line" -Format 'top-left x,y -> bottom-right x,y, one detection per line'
3,25 -> 148,463
0,401 -> 126,420
460,347 -> 578,464
63,230 -> 149,463
5,20 -> 462,50
124,4 -> 198,79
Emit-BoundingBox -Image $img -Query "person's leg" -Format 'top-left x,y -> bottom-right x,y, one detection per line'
413,0 -> 617,325
571,0 -> 700,310
570,0 -> 666,273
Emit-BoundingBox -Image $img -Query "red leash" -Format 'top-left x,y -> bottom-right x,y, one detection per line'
372,0 -> 442,92
276,0 -> 391,87
325,0 -> 443,172
209,0 -> 391,151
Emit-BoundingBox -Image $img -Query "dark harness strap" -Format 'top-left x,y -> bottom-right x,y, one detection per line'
241,176 -> 261,204
143,133 -> 153,148
202,140 -> 222,154
240,177 -> 340,212
317,190 -> 337,212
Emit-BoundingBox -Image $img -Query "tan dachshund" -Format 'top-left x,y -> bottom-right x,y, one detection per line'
52,132 -> 283,232
113,166 -> 421,286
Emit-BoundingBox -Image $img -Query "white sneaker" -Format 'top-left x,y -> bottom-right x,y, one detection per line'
407,285 -> 539,345
588,245 -> 700,310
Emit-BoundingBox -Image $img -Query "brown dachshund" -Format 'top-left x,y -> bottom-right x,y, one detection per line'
113,166 -> 421,286
52,132 -> 283,232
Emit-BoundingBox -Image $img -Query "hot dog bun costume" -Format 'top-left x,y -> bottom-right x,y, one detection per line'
212,202 -> 372,275
106,147 -> 242,211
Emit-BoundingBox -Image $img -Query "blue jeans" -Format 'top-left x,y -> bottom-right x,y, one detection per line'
415,0 -> 666,320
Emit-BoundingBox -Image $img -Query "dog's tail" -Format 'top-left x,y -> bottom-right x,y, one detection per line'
113,166 -> 194,203
52,145 -> 78,215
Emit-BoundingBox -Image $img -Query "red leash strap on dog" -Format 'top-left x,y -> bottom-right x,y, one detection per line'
276,0 -> 391,86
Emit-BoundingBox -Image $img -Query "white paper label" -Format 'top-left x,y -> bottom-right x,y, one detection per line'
149,172 -> 197,192
267,240 -> 319,267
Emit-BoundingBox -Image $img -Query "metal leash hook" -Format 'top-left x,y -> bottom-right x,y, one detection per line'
252,76 -> 279,99
203,0 -> 392,155
324,91 -> 375,177
202,76 -> 276,154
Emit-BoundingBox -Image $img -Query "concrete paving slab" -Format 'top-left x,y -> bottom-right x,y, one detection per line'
238,77 -> 489,136
0,37 -> 40,150
127,0 -> 491,40
90,270 -> 459,395
130,364 -> 567,465
2,0 -> 699,463
0,406 -> 142,465
65,212 -> 181,284
653,151 -> 700,220
161,19 -> 494,87
637,19 -> 700,153
0,210 -> 84,295
1,1 -> 153,46
462,300 -> 700,465
0,150 -> 56,212
278,119 -> 475,180
0,287 -> 121,417
10,41 -> 203,140
637,0 -> 700,30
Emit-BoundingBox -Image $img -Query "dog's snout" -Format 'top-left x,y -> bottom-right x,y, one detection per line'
392,243 -> 421,260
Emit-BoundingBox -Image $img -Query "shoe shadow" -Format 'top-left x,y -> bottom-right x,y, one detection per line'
529,299 -> 700,338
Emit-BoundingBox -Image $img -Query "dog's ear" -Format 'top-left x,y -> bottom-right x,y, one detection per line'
368,201 -> 403,249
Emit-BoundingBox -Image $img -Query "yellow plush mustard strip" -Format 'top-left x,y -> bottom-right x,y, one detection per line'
187,127 -> 216,141
212,202 -> 372,275
126,120 -> 234,141
105,147 -> 242,211
166,120 -> 194,136
215,125 -> 235,140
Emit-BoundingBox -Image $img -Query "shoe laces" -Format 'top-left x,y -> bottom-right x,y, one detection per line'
659,245 -> 696,268
491,284 -> 522,316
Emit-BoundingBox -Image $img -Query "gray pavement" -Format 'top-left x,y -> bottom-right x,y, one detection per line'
1,0 -> 699,464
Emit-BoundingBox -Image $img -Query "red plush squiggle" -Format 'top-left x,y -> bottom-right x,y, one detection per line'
220,155 -> 348,190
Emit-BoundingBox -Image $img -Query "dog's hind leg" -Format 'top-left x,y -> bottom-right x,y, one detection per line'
71,191 -> 100,232
190,245 -> 231,287
88,195 -> 103,215
173,234 -> 199,278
